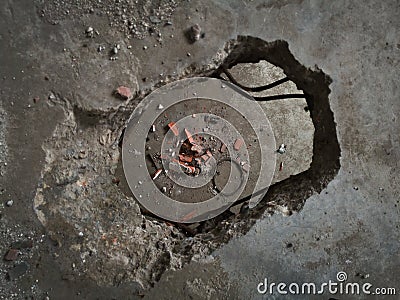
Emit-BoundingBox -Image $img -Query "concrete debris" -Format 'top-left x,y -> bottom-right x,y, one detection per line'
189,24 -> 201,42
78,150 -> 87,159
85,26 -> 94,38
99,130 -> 113,146
277,143 -> 286,154
48,93 -> 56,101
149,16 -> 161,24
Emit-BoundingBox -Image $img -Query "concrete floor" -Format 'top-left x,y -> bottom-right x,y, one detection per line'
0,0 -> 399,299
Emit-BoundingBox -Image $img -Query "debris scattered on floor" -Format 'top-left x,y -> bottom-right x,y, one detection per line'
48,92 -> 56,101
189,24 -> 201,42
115,86 -> 133,100
242,163 -> 250,172
97,45 -> 105,53
85,26 -> 94,38
4,249 -> 19,261
149,15 -> 161,24
277,143 -> 286,154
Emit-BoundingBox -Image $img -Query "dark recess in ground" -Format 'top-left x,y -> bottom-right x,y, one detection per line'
115,36 -> 341,239
57,36 -> 341,287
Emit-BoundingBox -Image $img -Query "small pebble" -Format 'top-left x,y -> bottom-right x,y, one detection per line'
190,24 -> 201,41
6,200 -> 13,207
277,144 -> 286,154
4,249 -> 18,261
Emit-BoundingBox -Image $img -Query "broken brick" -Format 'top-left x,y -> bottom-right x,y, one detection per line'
168,122 -> 179,136
115,86 -> 133,100
191,144 -> 203,154
179,154 -> 193,163
184,129 -> 195,144
234,138 -> 244,151
220,143 -> 227,153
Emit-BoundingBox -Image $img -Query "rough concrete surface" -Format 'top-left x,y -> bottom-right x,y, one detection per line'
0,0 -> 399,299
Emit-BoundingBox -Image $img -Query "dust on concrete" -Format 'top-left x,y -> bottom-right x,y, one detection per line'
39,0 -> 181,40
32,95 -> 220,288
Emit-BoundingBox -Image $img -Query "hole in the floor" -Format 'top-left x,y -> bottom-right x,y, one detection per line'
105,36 -> 341,288
119,36 -> 340,236
35,36 -> 340,288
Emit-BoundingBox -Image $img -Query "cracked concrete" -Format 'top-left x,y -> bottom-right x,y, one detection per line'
0,0 -> 399,299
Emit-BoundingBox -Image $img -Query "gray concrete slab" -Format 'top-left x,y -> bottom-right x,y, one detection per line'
0,0 -> 399,299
